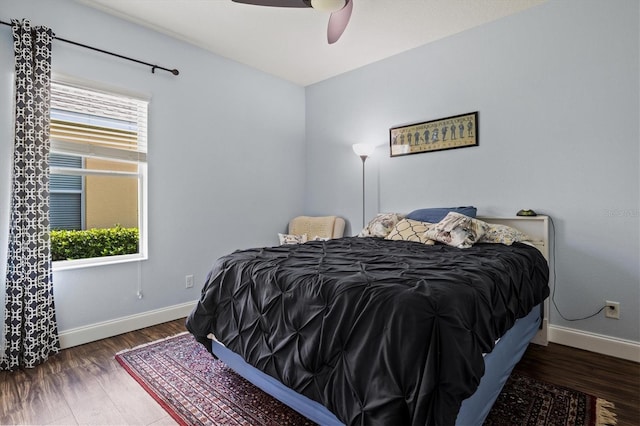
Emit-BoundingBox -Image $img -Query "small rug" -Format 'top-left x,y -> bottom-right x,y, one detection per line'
115,333 -> 616,426
485,373 -> 616,426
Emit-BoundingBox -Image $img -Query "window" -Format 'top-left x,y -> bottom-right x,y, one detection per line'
49,81 -> 148,269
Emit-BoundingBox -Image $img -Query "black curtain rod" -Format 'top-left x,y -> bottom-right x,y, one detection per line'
0,19 -> 179,76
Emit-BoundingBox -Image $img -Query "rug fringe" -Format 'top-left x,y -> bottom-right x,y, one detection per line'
115,331 -> 190,356
595,398 -> 617,426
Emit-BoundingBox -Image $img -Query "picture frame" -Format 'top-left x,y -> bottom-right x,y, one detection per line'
390,111 -> 478,157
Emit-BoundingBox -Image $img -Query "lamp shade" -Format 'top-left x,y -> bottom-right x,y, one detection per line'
352,143 -> 375,157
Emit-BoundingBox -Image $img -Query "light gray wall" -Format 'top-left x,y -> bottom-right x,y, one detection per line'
0,0 -> 306,331
305,0 -> 640,342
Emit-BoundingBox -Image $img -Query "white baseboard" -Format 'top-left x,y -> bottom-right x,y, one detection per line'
549,325 -> 640,363
58,301 -> 197,349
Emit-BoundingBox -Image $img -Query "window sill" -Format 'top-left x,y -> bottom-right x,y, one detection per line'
52,253 -> 147,271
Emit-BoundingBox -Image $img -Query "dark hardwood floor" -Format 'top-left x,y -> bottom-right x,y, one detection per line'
0,320 -> 186,426
1,319 -> 638,425
513,341 -> 639,425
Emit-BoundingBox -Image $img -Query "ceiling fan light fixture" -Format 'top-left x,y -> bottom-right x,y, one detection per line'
310,0 -> 346,12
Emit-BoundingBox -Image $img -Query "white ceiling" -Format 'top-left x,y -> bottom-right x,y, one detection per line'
76,0 -> 547,86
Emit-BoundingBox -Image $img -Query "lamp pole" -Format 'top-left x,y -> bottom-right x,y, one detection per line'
359,154 -> 368,229
352,144 -> 374,231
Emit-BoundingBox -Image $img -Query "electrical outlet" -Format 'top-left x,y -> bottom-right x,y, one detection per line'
605,301 -> 620,319
185,274 -> 194,289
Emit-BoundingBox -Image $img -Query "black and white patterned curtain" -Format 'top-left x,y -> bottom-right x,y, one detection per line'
1,19 -> 59,371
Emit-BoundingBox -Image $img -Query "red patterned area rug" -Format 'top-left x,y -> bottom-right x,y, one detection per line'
485,373 -> 616,426
115,333 -> 616,426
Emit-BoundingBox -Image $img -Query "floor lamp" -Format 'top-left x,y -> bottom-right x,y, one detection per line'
352,144 -> 375,229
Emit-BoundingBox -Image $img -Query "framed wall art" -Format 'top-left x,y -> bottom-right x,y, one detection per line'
390,111 -> 478,157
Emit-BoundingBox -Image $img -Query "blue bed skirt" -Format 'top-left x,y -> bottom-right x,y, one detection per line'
211,304 -> 542,425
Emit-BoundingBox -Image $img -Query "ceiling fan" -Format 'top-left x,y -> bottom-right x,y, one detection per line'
231,0 -> 354,44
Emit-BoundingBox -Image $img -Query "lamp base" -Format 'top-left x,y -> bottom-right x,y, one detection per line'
516,209 -> 537,217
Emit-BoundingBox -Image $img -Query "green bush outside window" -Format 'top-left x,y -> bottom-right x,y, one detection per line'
51,226 -> 139,261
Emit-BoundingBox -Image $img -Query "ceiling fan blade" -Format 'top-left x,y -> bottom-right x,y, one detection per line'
231,0 -> 311,7
327,0 -> 352,44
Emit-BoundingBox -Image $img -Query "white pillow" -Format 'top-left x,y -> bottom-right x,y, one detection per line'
478,223 -> 530,245
278,233 -> 308,245
423,212 -> 488,249
358,213 -> 405,238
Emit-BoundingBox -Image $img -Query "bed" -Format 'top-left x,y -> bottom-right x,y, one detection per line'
186,215 -> 550,425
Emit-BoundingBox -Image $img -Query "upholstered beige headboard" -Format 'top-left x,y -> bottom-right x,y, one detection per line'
288,216 -> 346,239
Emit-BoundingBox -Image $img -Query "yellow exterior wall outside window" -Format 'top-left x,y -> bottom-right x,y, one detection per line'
84,158 -> 138,229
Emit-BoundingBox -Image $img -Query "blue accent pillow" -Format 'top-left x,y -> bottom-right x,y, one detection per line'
406,206 -> 477,223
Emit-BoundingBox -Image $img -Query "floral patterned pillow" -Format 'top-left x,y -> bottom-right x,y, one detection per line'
278,233 -> 308,245
423,212 -> 488,249
358,213 -> 405,238
478,223 -> 530,245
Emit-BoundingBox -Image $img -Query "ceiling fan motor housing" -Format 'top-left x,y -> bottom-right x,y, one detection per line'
309,0 -> 347,12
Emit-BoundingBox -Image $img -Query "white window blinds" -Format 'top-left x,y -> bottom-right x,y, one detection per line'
50,82 -> 148,162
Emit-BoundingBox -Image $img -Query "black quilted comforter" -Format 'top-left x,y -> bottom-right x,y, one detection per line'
186,237 -> 549,425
